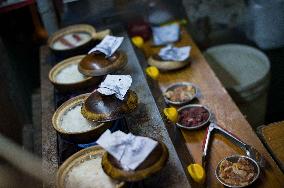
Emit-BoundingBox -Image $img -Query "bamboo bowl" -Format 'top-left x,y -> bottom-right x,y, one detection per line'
48,55 -> 103,92
48,24 -> 110,56
57,146 -> 125,188
52,93 -> 112,143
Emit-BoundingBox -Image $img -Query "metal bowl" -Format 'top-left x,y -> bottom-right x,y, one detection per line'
52,93 -> 112,143
48,55 -> 103,93
215,155 -> 260,188
163,82 -> 198,106
176,104 -> 211,130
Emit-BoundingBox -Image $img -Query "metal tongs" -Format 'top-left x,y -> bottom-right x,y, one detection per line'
202,122 -> 265,169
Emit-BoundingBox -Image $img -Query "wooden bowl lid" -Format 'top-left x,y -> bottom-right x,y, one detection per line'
101,141 -> 169,182
148,54 -> 190,71
56,145 -> 125,188
52,93 -> 113,140
78,51 -> 127,76
81,90 -> 138,122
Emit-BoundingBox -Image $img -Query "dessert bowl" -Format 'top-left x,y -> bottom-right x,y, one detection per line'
52,93 -> 112,143
48,55 -> 103,92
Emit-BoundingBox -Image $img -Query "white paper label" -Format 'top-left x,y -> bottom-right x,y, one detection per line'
97,75 -> 132,100
97,130 -> 158,171
159,44 -> 191,61
152,23 -> 180,45
88,35 -> 124,57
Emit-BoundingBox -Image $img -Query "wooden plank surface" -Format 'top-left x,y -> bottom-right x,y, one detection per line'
258,121 -> 284,172
141,28 -> 284,187
40,46 -> 57,187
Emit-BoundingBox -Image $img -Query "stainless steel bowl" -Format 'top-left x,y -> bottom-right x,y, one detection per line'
176,104 -> 211,130
215,155 -> 260,188
163,82 -> 198,106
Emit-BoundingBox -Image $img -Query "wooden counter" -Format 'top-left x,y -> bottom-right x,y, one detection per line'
41,26 -> 283,187
141,28 -> 284,187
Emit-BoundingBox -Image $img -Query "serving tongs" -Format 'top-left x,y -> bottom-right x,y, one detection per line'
202,122 -> 265,169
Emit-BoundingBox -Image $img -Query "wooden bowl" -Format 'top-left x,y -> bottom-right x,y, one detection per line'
81,90 -> 138,122
48,55 -> 103,92
148,54 -> 190,71
101,140 -> 169,182
48,24 -> 110,56
52,93 -> 112,143
78,51 -> 128,77
57,146 -> 125,188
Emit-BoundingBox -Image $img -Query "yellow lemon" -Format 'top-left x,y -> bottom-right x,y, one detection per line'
163,107 -> 178,123
131,36 -> 144,48
145,66 -> 159,80
187,163 -> 205,184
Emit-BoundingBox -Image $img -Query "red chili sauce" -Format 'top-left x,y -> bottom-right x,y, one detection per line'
178,106 -> 209,127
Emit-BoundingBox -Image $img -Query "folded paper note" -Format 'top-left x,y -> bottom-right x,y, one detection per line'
89,35 -> 124,57
159,44 -> 191,61
152,23 -> 180,45
97,75 -> 132,100
97,130 -> 158,171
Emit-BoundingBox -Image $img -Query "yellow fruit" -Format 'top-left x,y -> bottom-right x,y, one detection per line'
163,107 -> 178,123
131,36 -> 144,48
145,66 -> 159,80
187,163 -> 206,184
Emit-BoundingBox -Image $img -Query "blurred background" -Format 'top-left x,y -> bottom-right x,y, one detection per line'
0,0 -> 283,186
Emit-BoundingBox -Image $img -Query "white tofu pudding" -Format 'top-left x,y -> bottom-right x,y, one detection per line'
52,32 -> 91,50
55,63 -> 87,84
64,155 -> 119,188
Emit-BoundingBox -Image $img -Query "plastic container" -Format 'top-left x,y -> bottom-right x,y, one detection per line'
204,44 -> 270,128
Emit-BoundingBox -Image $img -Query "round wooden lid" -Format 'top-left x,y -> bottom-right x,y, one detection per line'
101,140 -> 169,182
78,51 -> 127,76
81,90 -> 138,122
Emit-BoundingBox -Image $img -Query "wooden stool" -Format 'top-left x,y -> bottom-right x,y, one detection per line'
257,121 -> 284,172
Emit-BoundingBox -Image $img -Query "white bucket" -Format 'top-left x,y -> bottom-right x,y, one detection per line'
204,44 -> 270,128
